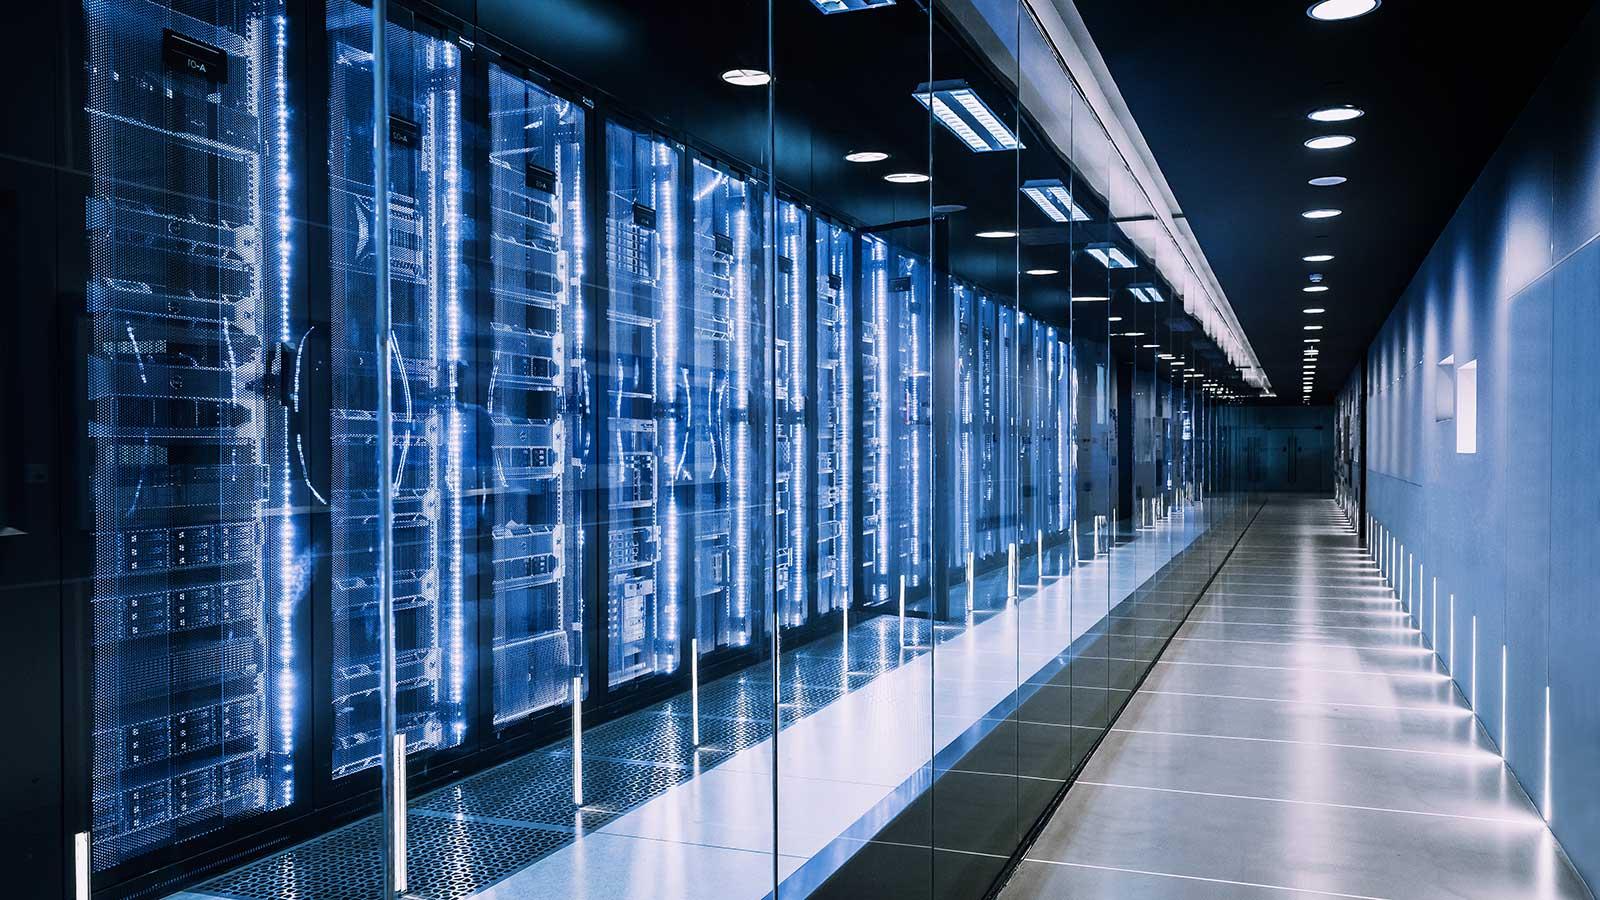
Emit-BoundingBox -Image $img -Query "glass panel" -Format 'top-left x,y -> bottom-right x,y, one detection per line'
485,63 -> 588,726
326,0 -> 470,780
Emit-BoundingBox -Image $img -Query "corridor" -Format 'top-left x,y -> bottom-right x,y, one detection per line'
1002,497 -> 1592,900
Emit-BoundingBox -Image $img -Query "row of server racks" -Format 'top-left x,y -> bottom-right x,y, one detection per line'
74,0 -> 1087,892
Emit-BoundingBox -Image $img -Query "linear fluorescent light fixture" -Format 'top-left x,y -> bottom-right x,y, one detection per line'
1127,282 -> 1164,303
914,80 -> 1021,152
1085,242 -> 1136,269
1022,179 -> 1091,223
811,0 -> 894,12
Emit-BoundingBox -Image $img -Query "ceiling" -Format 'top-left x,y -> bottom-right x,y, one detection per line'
1071,0 -> 1595,403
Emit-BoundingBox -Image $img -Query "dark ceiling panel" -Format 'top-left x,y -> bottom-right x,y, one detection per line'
1073,0 -> 1593,403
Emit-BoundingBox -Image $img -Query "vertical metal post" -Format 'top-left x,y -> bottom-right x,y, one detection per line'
897,573 -> 907,648
371,1 -> 400,896
73,833 -> 90,900
965,551 -> 974,624
691,639 -> 701,747
572,675 -> 584,804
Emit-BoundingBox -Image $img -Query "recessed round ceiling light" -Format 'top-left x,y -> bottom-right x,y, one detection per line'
1303,253 -> 1336,262
1309,176 -> 1348,187
1303,285 -> 1330,293
1303,307 -> 1326,314
1307,0 -> 1380,22
1309,105 -> 1364,123
932,203 -> 966,214
844,150 -> 888,163
884,172 -> 930,184
721,68 -> 771,87
1025,268 -> 1059,276
1305,134 -> 1356,150
1302,208 -> 1343,219
976,230 -> 1017,239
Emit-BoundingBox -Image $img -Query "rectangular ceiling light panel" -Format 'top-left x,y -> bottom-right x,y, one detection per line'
1128,282 -> 1164,303
1022,178 -> 1090,223
1085,242 -> 1135,269
810,0 -> 895,11
914,80 -> 1021,152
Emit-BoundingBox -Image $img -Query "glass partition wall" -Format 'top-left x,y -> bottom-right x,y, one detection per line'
15,0 -> 1260,898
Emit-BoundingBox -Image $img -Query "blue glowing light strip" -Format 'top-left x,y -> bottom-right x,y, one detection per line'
273,11 -> 296,803
872,239 -> 890,594
442,41 -> 466,736
733,199 -> 751,637
838,229 -> 852,604
570,113 -> 586,679
907,258 -> 922,576
658,140 -> 680,660
786,204 -> 805,625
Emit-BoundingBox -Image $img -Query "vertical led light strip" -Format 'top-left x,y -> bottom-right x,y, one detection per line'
787,204 -> 805,624
658,141 -> 680,656
441,39 -> 466,736
273,11 -> 296,803
732,202 -> 750,637
873,239 -> 890,597
908,260 -> 923,579
838,230 -> 852,604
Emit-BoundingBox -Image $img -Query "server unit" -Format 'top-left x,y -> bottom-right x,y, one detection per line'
603,121 -> 682,687
325,0 -> 468,777
82,0 -> 297,872
485,63 -> 588,724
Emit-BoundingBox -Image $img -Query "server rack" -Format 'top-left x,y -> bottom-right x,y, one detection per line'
856,234 -> 931,605
602,120 -> 682,688
324,0 -> 468,778
952,280 -> 977,572
775,197 -> 807,629
686,157 -> 767,654
484,62 -> 588,724
813,215 -> 852,617
82,0 -> 298,872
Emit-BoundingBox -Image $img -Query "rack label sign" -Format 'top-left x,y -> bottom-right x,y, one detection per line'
162,30 -> 228,83
889,275 -> 913,293
389,115 -> 421,149
525,163 -> 556,195
632,203 -> 657,230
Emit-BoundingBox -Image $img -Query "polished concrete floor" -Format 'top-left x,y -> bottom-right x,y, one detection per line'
1000,497 -> 1593,900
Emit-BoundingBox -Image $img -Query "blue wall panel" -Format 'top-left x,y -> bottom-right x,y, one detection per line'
1360,9 -> 1600,890
1547,238 -> 1600,856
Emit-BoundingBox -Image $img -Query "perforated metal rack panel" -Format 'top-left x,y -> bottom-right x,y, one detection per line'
83,0 -> 297,872
813,215 -> 852,616
325,0 -> 467,777
603,122 -> 680,687
485,63 -> 587,726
